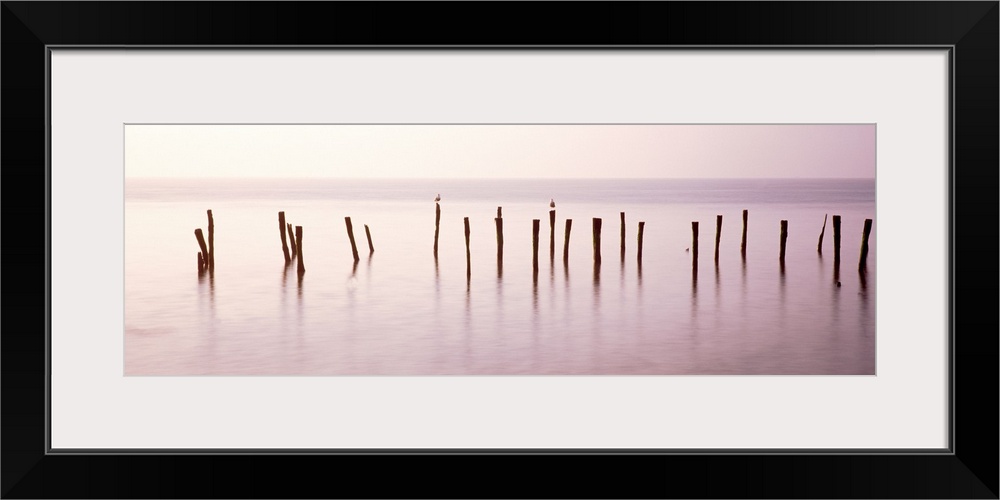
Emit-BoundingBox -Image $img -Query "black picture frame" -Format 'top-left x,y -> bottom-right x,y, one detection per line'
2,2 -> 996,498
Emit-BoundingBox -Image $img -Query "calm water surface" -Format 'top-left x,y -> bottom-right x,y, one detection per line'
125,178 -> 875,375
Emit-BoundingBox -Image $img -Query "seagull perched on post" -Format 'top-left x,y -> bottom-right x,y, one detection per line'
549,198 -> 556,208
434,194 -> 441,202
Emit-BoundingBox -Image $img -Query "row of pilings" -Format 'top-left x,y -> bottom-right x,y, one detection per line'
193,207 -> 873,278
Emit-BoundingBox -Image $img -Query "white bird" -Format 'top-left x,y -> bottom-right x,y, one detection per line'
434,194 -> 441,202
549,198 -> 555,208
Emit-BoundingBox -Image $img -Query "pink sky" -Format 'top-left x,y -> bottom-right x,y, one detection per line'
125,124 -> 875,179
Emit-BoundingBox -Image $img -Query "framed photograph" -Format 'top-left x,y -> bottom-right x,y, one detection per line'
3,2 -> 996,498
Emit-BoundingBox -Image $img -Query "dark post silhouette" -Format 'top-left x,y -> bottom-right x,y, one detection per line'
497,206 -> 502,218
495,217 -> 503,265
287,223 -> 297,258
832,215 -> 842,268
549,209 -> 556,258
592,218 -> 602,264
779,220 -> 788,263
206,210 -> 215,271
295,226 -> 305,275
194,228 -> 209,272
620,212 -> 626,261
464,217 -> 471,276
433,203 -> 441,258
858,218 -> 873,272
637,221 -> 645,263
817,214 -> 828,254
563,219 -> 572,263
278,211 -> 291,264
714,215 -> 722,265
197,252 -> 204,273
364,224 -> 374,254
691,221 -> 699,270
345,217 -> 360,262
532,219 -> 540,271
740,209 -> 748,259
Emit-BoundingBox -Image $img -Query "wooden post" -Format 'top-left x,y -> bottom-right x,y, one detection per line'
433,203 -> 441,258
497,206 -> 502,218
779,220 -> 788,263
817,214 -> 828,254
287,223 -> 297,258
832,215 -> 842,267
592,218 -> 602,264
295,226 -> 305,274
364,224 -> 374,254
464,217 -> 471,276
345,217 -> 360,262
532,219 -> 540,271
637,221 -> 645,263
549,209 -> 556,258
619,212 -> 626,261
278,211 -> 291,264
740,209 -> 748,258
714,215 -> 722,264
691,222 -> 699,269
194,228 -> 209,269
197,251 -> 204,273
206,210 -> 214,271
563,219 -> 572,263
858,218 -> 873,272
495,217 -> 503,264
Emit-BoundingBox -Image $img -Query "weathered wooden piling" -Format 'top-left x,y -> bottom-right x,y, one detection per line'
740,209 -> 748,258
495,217 -> 503,264
817,214 -> 828,254
433,203 -> 441,258
345,217 -> 360,262
832,215 -> 842,267
549,209 -> 556,258
858,218 -> 873,272
464,217 -> 471,276
620,212 -> 626,261
691,221 -> 699,269
295,226 -> 305,274
532,219 -> 540,271
197,252 -> 204,273
206,210 -> 215,271
497,206 -> 502,218
637,221 -> 645,263
194,228 -> 209,272
278,211 -> 291,264
779,220 -> 788,262
287,223 -> 297,258
364,224 -> 374,254
563,219 -> 572,263
714,215 -> 722,264
592,218 -> 602,263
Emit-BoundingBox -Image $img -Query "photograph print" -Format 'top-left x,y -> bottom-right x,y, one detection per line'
125,124 -> 875,375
